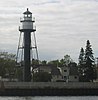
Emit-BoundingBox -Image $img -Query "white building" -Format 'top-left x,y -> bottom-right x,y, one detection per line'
59,63 -> 79,82
33,65 -> 62,82
33,63 -> 79,82
60,66 -> 69,82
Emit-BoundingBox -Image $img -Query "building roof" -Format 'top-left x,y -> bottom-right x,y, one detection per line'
33,64 -> 61,75
51,67 -> 61,75
39,66 -> 51,70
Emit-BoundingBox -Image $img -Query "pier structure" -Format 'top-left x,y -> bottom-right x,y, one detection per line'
0,82 -> 98,96
16,8 -> 39,82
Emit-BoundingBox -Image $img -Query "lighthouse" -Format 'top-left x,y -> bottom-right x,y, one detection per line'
17,8 -> 39,82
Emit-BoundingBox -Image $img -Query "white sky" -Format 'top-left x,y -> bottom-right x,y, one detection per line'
0,0 -> 98,62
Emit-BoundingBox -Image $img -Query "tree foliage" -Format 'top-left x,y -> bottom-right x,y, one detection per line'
78,48 -> 85,77
79,48 -> 84,65
63,55 -> 73,66
84,40 -> 96,81
0,52 -> 16,79
78,40 -> 97,82
47,55 -> 73,67
48,60 -> 59,67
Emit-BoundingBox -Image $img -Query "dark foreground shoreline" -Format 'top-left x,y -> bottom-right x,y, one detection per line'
1,88 -> 98,96
0,82 -> 98,96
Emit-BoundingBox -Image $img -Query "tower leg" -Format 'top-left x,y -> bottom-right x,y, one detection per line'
33,32 -> 39,61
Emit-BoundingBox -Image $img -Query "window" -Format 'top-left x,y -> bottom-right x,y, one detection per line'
64,76 -> 66,79
24,14 -> 27,17
64,70 -> 67,72
28,14 -> 31,17
74,76 -> 77,79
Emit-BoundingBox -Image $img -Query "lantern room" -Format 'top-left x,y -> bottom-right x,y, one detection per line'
23,8 -> 32,21
19,8 -> 35,31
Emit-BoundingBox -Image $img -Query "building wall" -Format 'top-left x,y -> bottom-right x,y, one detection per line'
51,75 -> 62,82
68,75 -> 79,82
60,67 -> 69,82
33,65 -> 79,82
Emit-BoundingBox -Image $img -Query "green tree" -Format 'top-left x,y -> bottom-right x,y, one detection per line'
78,47 -> 85,81
41,60 -> 47,65
64,55 -> 73,66
59,58 -> 65,66
84,40 -> 96,82
59,55 -> 73,67
32,59 -> 39,69
15,68 -> 23,81
79,48 -> 85,66
0,52 -> 16,79
48,60 -> 59,67
0,58 -> 6,77
78,40 -> 97,82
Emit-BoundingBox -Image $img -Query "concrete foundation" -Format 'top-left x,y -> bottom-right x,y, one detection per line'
0,82 -> 98,96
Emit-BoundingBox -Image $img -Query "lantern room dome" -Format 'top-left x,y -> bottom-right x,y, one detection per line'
23,8 -> 32,14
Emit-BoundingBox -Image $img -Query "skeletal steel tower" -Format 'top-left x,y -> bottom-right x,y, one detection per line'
16,8 -> 39,82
